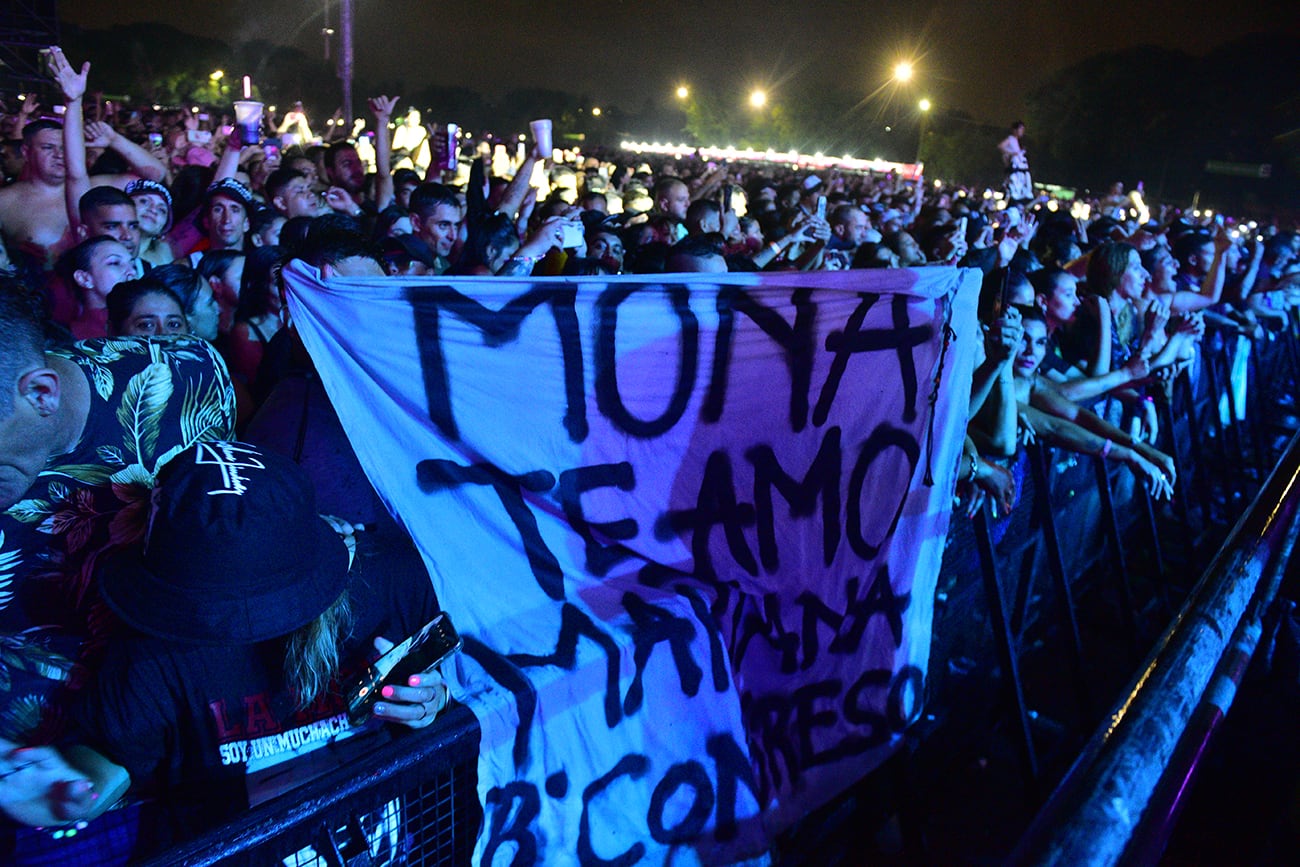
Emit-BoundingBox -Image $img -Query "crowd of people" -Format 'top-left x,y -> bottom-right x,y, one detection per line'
0,43 -> 1298,862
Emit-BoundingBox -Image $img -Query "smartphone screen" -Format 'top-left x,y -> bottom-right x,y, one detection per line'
148,132 -> 163,148
346,613 -> 461,726
816,196 -> 827,219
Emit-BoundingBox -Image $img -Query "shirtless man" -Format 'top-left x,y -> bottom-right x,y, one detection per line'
0,47 -> 165,272
0,119 -> 72,269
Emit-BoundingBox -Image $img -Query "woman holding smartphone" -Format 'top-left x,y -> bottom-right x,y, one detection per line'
70,442 -> 449,843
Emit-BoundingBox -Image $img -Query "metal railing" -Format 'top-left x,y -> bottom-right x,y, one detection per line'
140,704 -> 481,866
1010,431 -> 1300,866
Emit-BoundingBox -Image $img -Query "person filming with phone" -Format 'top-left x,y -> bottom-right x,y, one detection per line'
69,441 -> 452,839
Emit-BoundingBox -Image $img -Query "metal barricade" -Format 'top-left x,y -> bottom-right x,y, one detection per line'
141,704 -> 481,867
1009,432 -> 1300,866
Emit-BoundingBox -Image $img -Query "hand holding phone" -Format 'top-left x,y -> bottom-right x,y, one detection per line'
346,613 -> 461,726
559,221 -> 585,249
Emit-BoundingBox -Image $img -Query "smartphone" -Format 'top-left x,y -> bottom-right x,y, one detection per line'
263,143 -> 280,160
721,184 -> 733,213
559,221 -> 585,249
198,112 -> 210,122
346,613 -> 462,726
39,48 -> 55,78
148,132 -> 163,148
816,196 -> 827,219
955,216 -> 968,240
186,129 -> 212,144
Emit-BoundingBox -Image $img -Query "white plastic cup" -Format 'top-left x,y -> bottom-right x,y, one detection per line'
233,100 -> 264,145
529,118 -> 553,160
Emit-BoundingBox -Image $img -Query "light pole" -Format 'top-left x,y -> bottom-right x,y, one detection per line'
338,0 -> 355,126
916,98 -> 931,166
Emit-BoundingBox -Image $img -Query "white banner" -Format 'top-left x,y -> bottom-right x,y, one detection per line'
285,263 -> 980,864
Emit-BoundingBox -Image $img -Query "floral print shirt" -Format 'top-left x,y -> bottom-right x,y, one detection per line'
0,336 -> 235,741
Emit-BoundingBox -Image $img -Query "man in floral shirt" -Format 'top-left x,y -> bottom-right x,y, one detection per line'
0,281 -> 235,742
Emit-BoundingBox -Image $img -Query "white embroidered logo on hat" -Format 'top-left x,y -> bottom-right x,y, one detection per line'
193,441 -> 267,496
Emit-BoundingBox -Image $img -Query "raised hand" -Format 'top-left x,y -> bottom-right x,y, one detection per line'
368,95 -> 399,122
83,120 -> 117,149
46,47 -> 89,103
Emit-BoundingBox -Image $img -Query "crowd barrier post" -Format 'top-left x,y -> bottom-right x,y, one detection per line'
1175,370 -> 1219,527
1155,386 -> 1198,567
973,504 -> 1042,798
1199,340 -> 1242,500
1136,483 -> 1172,617
1244,340 -> 1268,478
1090,455 -> 1143,655
1027,441 -> 1092,718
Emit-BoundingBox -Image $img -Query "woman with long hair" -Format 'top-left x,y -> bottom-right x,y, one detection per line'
72,443 -> 448,839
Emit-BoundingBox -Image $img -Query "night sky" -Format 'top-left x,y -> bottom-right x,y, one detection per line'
62,0 -> 1299,123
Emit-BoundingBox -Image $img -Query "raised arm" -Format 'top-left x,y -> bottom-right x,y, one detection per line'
1171,225 -> 1231,313
368,95 -> 398,211
1052,352 -> 1149,403
87,120 -> 166,183
969,309 -> 1023,457
49,47 -> 90,231
496,155 -> 538,221
213,131 -> 246,182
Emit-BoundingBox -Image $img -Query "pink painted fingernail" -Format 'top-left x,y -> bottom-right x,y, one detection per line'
408,675 -> 421,687
381,685 -> 394,698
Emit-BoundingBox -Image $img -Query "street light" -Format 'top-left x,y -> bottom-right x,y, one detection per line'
675,85 -> 690,100
915,98 -> 932,167
591,107 -> 602,117
209,70 -> 224,81
892,61 -> 914,83
749,89 -> 767,109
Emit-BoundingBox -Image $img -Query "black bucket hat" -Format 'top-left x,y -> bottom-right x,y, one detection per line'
98,442 -> 348,646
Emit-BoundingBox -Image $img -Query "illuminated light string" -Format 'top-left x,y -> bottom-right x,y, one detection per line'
619,140 -> 923,180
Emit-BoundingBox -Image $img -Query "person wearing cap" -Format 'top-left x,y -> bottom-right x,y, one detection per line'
125,179 -> 176,268
188,178 -> 254,266
380,233 -> 440,277
72,441 -> 449,834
